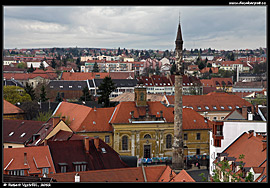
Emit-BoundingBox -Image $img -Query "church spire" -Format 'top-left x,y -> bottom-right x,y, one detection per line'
175,21 -> 183,50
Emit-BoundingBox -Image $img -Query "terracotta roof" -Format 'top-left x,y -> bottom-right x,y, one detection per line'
216,131 -> 267,182
200,67 -> 219,74
110,101 -> 212,130
171,169 -> 196,182
53,102 -> 114,132
3,146 -> 56,175
165,92 -> 252,112
201,77 -> 233,87
61,72 -> 109,80
3,119 -> 45,145
48,165 -> 183,182
53,102 -> 92,132
3,100 -> 24,115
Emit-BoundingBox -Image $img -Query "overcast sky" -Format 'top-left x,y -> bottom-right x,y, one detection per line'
4,6 -> 267,51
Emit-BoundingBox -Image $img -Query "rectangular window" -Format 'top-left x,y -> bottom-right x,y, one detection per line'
196,133 -> 201,140
105,135 -> 110,143
60,166 -> 67,173
196,149 -> 200,155
42,167 -> 49,175
184,133 -> 188,140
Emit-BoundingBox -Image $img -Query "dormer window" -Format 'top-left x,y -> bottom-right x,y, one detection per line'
220,106 -> 225,109
205,106 -> 209,110
213,106 -> 217,110
197,106 -> 201,110
59,86 -> 63,89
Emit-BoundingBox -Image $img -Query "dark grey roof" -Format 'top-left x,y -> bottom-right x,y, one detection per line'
94,79 -> 137,87
48,80 -> 88,90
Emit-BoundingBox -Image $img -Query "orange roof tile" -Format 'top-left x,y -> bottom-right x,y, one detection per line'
110,101 -> 212,130
3,100 -> 24,114
61,72 -> 109,80
4,146 -> 56,175
165,92 -> 252,112
171,169 -> 195,182
53,102 -> 92,132
53,102 -> 114,133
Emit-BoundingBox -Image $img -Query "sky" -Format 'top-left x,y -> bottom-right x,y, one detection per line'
3,6 -> 267,51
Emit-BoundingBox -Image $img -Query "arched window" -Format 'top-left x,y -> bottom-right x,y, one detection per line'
144,134 -> 151,139
166,134 -> 172,149
122,136 -> 128,151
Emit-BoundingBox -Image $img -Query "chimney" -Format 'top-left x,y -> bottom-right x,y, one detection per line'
262,140 -> 267,151
94,136 -> 99,150
248,112 -> 253,121
84,137 -> 90,153
24,152 -> 27,165
52,116 -> 60,127
75,173 -> 80,182
44,139 -> 48,146
241,106 -> 247,120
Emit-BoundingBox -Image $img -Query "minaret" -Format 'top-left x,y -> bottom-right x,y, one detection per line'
172,19 -> 185,170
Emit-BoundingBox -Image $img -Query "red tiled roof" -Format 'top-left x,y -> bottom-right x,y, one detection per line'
61,72 -> 109,80
3,100 -> 24,115
110,101 -> 212,130
165,92 -> 252,112
171,169 -> 195,182
217,132 -> 267,182
53,102 -> 114,133
48,165 -> 182,182
3,146 -> 56,175
223,132 -> 267,168
53,102 -> 92,132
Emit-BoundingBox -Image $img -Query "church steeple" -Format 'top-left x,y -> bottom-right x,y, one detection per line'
175,22 -> 183,51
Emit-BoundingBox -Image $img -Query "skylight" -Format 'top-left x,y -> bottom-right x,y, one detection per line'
205,106 -> 209,110
220,106 -> 225,109
9,132 -> 14,136
213,106 -> 217,109
20,133 -> 26,137
228,106 -> 232,109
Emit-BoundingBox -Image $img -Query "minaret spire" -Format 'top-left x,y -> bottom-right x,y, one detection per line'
172,15 -> 185,171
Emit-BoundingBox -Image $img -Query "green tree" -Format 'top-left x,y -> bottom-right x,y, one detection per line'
4,86 -> 31,104
39,61 -> 45,70
79,87 -> 92,102
24,82 -> 36,101
27,63 -> 35,73
55,92 -> 63,102
98,76 -> 116,107
51,58 -> 56,69
155,64 -> 161,75
40,85 -> 49,102
34,110 -> 53,121
92,62 -> 100,72
170,63 -> 176,75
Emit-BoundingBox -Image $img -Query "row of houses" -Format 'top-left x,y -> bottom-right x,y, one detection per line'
3,85 -> 267,182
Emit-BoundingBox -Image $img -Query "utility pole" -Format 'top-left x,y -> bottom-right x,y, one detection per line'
172,18 -> 185,170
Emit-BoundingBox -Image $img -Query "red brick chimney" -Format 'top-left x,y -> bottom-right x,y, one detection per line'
52,116 -> 60,127
241,106 -> 247,120
24,152 -> 27,165
94,136 -> 100,150
84,137 -> 90,153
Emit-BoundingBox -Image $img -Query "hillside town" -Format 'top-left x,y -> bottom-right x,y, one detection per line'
3,16 -> 267,183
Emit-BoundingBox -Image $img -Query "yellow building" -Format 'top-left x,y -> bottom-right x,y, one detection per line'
110,86 -> 212,158
52,88 -> 212,158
